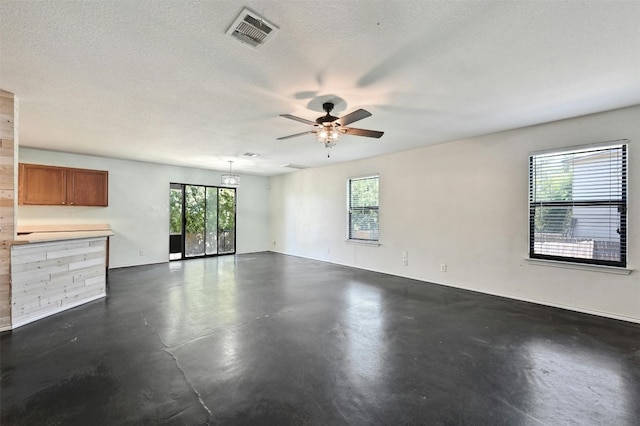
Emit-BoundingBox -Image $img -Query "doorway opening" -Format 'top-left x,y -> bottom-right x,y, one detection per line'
169,183 -> 236,260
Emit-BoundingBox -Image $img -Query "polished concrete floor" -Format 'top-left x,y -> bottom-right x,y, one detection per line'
1,252 -> 639,425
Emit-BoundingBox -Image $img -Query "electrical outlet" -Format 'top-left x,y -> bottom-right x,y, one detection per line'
139,250 -> 145,256
440,263 -> 447,272
403,258 -> 408,266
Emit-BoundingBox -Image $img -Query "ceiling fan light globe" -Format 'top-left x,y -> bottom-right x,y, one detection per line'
316,127 -> 328,141
315,123 -> 341,144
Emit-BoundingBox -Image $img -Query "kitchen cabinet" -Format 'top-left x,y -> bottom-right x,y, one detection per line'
19,163 -> 108,206
67,168 -> 109,206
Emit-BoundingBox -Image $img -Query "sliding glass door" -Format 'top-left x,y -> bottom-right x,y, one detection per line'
169,183 -> 236,260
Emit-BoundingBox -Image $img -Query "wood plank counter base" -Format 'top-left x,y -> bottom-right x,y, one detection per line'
10,225 -> 113,329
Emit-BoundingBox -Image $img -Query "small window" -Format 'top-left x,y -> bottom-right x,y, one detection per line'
529,141 -> 627,267
348,175 -> 379,241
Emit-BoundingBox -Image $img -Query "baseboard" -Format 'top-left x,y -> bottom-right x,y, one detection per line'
271,251 -> 640,324
448,287 -> 640,324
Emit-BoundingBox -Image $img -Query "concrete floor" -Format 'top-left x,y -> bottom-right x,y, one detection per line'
1,252 -> 639,425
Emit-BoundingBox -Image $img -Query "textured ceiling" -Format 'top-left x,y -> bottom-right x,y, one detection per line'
1,1 -> 639,176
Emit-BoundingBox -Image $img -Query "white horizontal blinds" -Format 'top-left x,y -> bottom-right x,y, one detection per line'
529,143 -> 627,267
349,175 -> 379,241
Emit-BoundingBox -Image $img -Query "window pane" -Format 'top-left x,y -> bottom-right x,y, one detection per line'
533,205 -> 623,262
350,208 -> 379,240
349,175 -> 379,241
350,177 -> 379,207
529,143 -> 626,267
532,147 -> 624,203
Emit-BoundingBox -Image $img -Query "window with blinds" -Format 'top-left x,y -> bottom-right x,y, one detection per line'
348,175 -> 379,241
529,141 -> 627,267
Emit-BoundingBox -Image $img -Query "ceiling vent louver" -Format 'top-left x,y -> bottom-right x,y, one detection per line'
283,163 -> 309,170
226,8 -> 278,48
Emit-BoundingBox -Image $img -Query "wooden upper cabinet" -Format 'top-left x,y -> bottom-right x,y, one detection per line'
19,164 -> 67,205
19,163 -> 108,207
67,168 -> 108,206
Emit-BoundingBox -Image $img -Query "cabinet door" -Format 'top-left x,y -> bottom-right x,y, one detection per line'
19,164 -> 67,205
68,169 -> 108,206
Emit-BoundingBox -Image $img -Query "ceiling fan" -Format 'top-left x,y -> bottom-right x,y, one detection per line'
277,102 -> 384,151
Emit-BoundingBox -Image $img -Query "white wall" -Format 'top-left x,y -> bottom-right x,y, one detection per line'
269,105 -> 640,323
18,149 -> 271,268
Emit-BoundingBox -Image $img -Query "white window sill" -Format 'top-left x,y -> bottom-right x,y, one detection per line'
525,258 -> 632,275
345,239 -> 381,247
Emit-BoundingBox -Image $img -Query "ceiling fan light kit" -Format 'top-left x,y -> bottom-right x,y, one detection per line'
316,124 -> 341,147
278,101 -> 383,154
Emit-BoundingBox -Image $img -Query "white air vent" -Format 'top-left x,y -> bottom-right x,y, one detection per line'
283,163 -> 309,170
226,8 -> 278,48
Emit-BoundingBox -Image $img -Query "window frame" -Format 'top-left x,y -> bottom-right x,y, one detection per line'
528,140 -> 627,268
347,174 -> 380,243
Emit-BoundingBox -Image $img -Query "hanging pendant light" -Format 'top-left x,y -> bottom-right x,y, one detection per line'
221,161 -> 240,186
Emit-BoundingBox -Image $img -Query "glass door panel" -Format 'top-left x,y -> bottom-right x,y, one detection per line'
205,187 -> 218,255
218,188 -> 236,254
169,184 -> 183,260
184,185 -> 205,257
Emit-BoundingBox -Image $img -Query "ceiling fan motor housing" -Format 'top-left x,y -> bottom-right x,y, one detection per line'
316,116 -> 338,125
317,102 -> 339,124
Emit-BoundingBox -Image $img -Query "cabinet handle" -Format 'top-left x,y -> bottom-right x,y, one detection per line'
70,202 -> 74,205
62,201 -> 65,205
